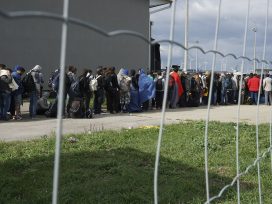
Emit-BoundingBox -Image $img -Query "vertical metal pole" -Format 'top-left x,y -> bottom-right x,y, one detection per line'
154,1 -> 177,203
195,40 -> 199,72
270,108 -> 272,174
253,28 -> 257,73
256,1 -> 269,203
236,1 -> 251,203
204,0 -> 222,203
183,0 -> 189,71
52,0 -> 69,204
149,19 -> 152,72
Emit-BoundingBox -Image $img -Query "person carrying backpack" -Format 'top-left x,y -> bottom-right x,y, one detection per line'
48,68 -> 60,93
0,67 -> 12,120
79,69 -> 93,118
117,68 -> 131,113
27,65 -> 44,118
45,68 -> 70,118
67,66 -> 84,117
10,66 -> 25,120
154,71 -> 164,109
93,67 -> 105,114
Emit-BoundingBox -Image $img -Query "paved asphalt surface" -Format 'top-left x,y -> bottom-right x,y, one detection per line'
1,104 -> 271,142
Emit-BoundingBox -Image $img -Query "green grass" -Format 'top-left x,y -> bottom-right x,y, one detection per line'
0,121 -> 272,203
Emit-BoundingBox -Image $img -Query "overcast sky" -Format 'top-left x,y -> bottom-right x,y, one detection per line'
150,0 -> 272,72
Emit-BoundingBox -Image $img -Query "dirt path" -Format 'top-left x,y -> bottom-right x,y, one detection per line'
0,105 -> 271,141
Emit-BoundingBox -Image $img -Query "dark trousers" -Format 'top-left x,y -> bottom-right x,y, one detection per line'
155,91 -> 164,109
250,91 -> 258,104
0,91 -> 11,119
84,94 -> 92,111
9,94 -> 15,116
94,89 -> 104,114
142,100 -> 149,111
106,91 -> 120,113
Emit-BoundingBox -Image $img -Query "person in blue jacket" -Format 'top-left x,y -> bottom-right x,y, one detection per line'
10,65 -> 25,120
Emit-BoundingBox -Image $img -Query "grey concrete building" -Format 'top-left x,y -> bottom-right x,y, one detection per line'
0,0 -> 170,83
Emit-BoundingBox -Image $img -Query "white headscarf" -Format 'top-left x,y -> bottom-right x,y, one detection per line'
32,65 -> 42,72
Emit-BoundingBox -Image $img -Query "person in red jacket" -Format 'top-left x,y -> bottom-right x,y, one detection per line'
169,67 -> 184,108
247,73 -> 260,104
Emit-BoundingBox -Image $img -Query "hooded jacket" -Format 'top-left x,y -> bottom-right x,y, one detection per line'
0,69 -> 12,93
31,65 -> 44,92
11,66 -> 24,95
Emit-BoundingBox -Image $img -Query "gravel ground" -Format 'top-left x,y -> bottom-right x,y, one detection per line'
0,103 -> 271,141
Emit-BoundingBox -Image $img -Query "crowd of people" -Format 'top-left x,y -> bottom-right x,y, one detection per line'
0,63 -> 271,121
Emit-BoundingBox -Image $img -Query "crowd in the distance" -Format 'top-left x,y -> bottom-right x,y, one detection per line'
0,63 -> 271,121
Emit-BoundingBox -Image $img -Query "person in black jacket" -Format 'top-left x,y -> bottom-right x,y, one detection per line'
93,67 -> 105,114
79,69 -> 93,117
0,67 -> 12,120
105,67 -> 120,114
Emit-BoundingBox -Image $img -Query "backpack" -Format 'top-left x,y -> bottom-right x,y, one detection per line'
119,75 -> 131,92
224,77 -> 232,90
36,96 -> 51,115
89,75 -> 101,91
69,99 -> 84,118
22,72 -> 35,93
48,70 -> 60,92
69,79 -> 81,97
156,78 -> 164,91
190,78 -> 198,92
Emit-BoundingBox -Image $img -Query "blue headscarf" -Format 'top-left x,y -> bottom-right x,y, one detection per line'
13,65 -> 24,72
138,69 -> 155,103
118,68 -> 129,76
12,65 -> 24,80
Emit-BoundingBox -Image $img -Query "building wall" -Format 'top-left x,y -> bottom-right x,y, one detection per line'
0,0 -> 149,83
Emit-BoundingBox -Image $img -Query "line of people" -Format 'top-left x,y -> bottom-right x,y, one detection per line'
0,63 -> 271,121
0,64 -> 44,121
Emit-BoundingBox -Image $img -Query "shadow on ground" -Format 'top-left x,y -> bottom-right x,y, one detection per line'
0,147 -> 254,203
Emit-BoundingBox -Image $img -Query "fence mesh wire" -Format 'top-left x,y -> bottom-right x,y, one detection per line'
0,0 -> 271,203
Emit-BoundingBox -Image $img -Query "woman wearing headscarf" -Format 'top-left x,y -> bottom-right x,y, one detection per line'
117,68 -> 131,113
138,69 -> 155,111
128,69 -> 141,112
29,65 -> 44,118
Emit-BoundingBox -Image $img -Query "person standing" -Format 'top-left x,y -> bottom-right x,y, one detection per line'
105,67 -> 120,114
169,67 -> 183,108
138,69 -> 155,111
154,71 -> 165,109
29,65 -> 44,118
93,67 -> 105,114
117,68 -> 131,113
10,66 -> 25,120
263,73 -> 272,105
0,67 -> 12,120
79,69 -> 93,117
128,69 -> 141,113
66,65 -> 78,116
247,73 -> 260,105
